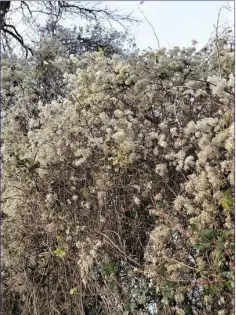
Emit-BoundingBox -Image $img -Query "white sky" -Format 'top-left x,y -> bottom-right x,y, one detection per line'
102,1 -> 234,50
8,1 -> 234,52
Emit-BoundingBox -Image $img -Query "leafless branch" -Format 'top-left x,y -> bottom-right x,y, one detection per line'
2,24 -> 33,56
1,1 -> 138,55
138,4 -> 160,49
21,1 -> 33,17
215,4 -> 232,78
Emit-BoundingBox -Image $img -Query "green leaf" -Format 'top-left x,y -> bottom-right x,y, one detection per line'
221,230 -> 232,239
217,241 -> 225,250
54,247 -> 66,258
204,242 -> 212,250
184,305 -> 193,315
108,279 -> 116,291
130,302 -> 136,312
70,288 -> 78,295
222,271 -> 234,279
193,243 -> 202,253
225,188 -> 233,196
225,280 -> 234,290
220,190 -> 234,211
101,262 -> 118,277
123,305 -> 131,313
57,235 -> 63,241
230,243 -> 235,254
224,195 -> 234,206
202,229 -> 216,239
188,224 -> 197,231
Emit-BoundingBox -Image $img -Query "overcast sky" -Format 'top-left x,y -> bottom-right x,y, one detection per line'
10,1 -> 234,52
103,1 -> 234,50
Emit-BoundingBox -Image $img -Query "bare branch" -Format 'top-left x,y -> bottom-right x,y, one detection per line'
138,4 -> 160,49
2,25 -> 33,57
1,1 -> 138,55
21,1 -> 33,17
57,0 -> 139,25
214,5 -> 232,78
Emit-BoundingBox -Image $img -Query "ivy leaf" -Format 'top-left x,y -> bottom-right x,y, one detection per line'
184,305 -> 193,314
222,271 -> 234,279
123,305 -> 131,313
225,281 -> 234,290
220,191 -> 234,211
188,224 -> 197,231
224,195 -> 234,206
101,262 -> 118,277
193,243 -> 202,253
202,229 -> 216,239
221,230 -> 232,239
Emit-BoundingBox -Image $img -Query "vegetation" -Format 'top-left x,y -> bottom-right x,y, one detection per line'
1,3 -> 234,315
0,1 -> 137,56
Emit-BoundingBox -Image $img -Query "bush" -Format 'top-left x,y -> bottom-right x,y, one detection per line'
2,29 -> 234,315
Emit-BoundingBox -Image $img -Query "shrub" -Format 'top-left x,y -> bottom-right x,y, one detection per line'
2,29 -> 234,315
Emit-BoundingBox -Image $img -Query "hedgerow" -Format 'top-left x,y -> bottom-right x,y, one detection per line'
2,29 -> 234,315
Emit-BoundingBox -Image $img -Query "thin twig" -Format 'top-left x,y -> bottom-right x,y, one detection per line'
138,5 -> 160,49
215,5 -> 232,78
99,232 -> 140,267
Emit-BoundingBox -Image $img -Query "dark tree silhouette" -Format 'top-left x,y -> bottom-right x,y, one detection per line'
0,1 -> 137,56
